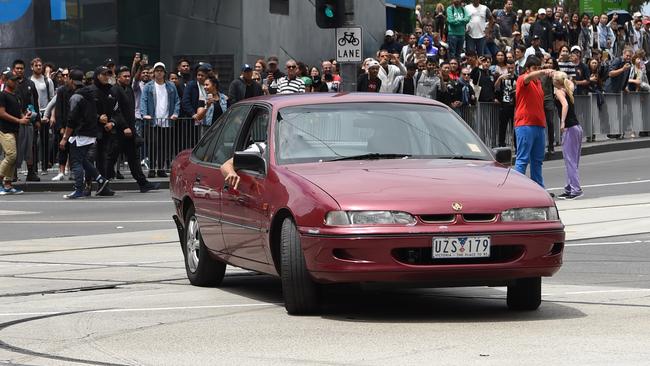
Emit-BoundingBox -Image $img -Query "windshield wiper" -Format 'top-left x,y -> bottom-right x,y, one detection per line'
435,155 -> 487,160
329,153 -> 412,161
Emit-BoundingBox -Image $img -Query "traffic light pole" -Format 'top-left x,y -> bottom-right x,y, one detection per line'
339,0 -> 358,93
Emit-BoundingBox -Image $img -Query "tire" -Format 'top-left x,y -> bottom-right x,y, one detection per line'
351,38 -> 359,46
183,206 -> 226,287
280,217 -> 320,315
338,38 -> 347,47
507,277 -> 542,311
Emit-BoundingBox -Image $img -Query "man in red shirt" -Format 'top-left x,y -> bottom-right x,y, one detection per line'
514,55 -> 554,188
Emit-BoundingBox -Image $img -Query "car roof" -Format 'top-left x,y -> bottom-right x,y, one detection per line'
238,92 -> 449,109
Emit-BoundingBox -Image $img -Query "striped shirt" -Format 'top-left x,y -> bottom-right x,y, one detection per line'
557,61 -> 577,79
277,77 -> 305,94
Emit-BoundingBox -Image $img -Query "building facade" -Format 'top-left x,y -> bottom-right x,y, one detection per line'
0,0 -> 415,85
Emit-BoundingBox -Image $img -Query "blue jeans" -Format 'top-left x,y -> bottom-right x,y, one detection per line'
69,141 -> 100,192
448,35 -> 465,60
514,125 -> 546,188
466,36 -> 486,56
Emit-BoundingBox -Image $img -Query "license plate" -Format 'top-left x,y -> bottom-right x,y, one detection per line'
432,236 -> 491,258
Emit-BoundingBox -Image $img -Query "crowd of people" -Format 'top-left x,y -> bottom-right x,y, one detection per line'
2,1 -> 649,199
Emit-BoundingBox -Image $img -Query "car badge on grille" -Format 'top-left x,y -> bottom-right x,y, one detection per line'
451,202 -> 463,211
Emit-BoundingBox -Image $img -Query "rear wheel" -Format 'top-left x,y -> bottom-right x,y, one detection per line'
280,217 -> 320,315
183,207 -> 226,287
507,277 -> 542,311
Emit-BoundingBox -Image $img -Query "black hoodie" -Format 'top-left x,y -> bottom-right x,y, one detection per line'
67,85 -> 99,138
90,67 -> 118,137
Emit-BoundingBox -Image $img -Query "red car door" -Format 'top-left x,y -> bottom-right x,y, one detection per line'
220,106 -> 272,264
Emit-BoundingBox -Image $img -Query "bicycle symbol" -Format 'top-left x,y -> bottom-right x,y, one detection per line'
338,32 -> 360,47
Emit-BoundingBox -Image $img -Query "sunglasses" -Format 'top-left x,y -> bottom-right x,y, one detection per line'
253,78 -> 261,81
286,65 -> 297,69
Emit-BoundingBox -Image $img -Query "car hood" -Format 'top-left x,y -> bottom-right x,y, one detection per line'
284,159 -> 553,214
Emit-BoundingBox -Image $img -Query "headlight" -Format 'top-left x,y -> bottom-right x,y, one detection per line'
500,207 -> 559,222
325,211 -> 417,226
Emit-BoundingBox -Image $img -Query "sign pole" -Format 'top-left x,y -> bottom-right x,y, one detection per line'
338,0 -> 359,93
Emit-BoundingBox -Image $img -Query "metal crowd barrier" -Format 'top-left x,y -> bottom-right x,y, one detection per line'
457,92 -> 650,148
140,117 -> 202,171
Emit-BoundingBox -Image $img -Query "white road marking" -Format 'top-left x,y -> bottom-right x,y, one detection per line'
0,302 -> 281,317
0,210 -> 39,216
548,179 -> 650,191
0,220 -> 172,224
544,288 -> 650,296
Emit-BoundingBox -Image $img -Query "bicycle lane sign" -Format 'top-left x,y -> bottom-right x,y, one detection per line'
336,27 -> 362,63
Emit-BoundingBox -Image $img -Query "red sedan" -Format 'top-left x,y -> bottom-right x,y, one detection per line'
170,93 -> 564,315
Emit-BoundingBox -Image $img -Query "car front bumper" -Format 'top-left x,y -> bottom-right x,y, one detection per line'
298,229 -> 564,285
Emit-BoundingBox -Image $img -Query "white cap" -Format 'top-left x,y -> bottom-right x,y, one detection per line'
367,60 -> 380,68
634,12 -> 642,18
538,8 -> 546,15
571,45 -> 582,53
385,30 -> 394,36
153,62 -> 166,71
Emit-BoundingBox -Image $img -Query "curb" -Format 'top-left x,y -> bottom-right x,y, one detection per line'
15,178 -> 170,193
544,137 -> 650,161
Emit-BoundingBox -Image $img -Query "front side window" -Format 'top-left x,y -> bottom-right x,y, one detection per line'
275,103 -> 491,165
210,105 -> 250,165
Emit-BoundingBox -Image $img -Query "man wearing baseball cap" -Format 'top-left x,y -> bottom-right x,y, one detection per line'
140,62 -> 180,178
357,60 -> 382,92
0,72 -> 30,195
530,8 -> 553,52
380,30 -> 402,54
228,63 -> 263,107
264,56 -> 285,95
59,68 -> 111,199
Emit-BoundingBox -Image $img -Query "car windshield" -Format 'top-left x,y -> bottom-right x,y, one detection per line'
275,102 -> 492,165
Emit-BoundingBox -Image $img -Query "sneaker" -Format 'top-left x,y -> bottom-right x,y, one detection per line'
41,170 -> 48,176
25,173 -> 41,182
565,192 -> 584,200
139,182 -> 160,193
147,170 -> 156,178
64,190 -> 84,199
96,176 -> 109,194
83,182 -> 92,197
0,186 -> 23,195
156,170 -> 168,178
51,172 -> 65,181
557,192 -> 571,200
97,186 -> 115,196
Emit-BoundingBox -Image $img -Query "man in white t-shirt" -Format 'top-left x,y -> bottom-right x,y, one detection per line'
464,0 -> 492,56
140,62 -> 180,178
30,57 -> 55,175
377,49 -> 406,93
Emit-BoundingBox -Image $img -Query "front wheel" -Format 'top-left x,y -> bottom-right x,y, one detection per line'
280,218 -> 320,315
507,277 -> 542,311
183,207 -> 226,287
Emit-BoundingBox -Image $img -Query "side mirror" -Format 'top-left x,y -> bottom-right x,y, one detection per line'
234,151 -> 266,175
492,147 -> 512,166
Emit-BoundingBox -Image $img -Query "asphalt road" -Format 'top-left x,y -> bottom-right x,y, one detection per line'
0,149 -> 649,365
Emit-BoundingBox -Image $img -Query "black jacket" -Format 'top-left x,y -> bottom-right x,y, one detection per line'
531,18 -> 554,50
112,83 -> 136,134
90,72 -> 118,138
67,86 -> 99,138
54,85 -> 74,130
227,77 -> 263,107
15,78 -> 40,119
356,74 -> 382,92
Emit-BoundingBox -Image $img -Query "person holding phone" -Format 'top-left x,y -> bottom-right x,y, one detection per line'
0,72 -> 30,195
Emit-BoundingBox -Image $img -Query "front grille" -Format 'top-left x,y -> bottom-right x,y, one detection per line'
419,214 -> 456,223
462,213 -> 497,222
392,245 -> 524,265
